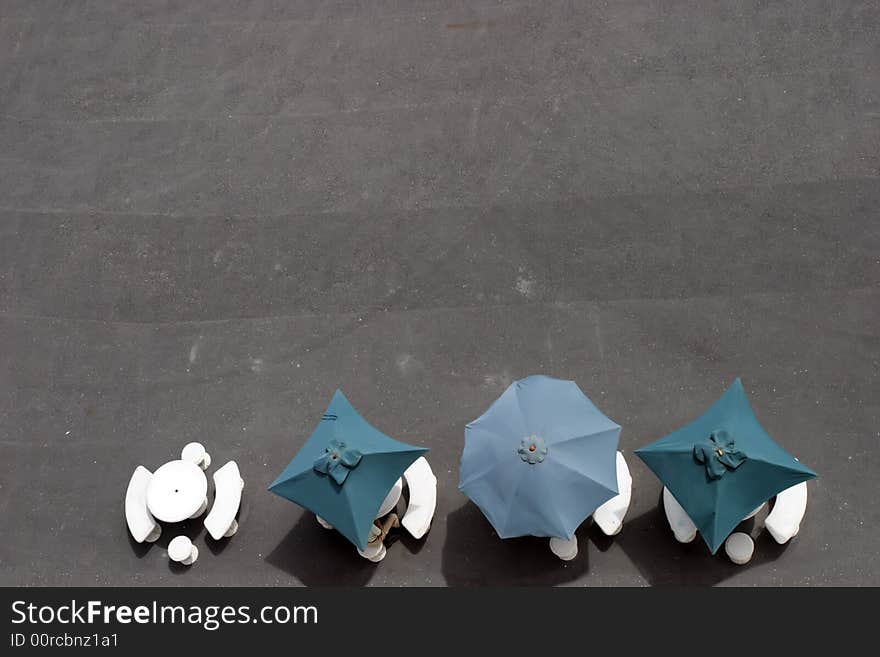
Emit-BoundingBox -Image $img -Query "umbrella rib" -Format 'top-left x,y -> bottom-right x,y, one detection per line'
640,448 -> 816,476
708,486 -> 727,554
542,475 -> 577,539
268,465 -> 313,493
495,470 -> 527,538
340,482 -> 371,549
544,454 -> 618,499
364,447 -> 426,458
742,454 -> 817,477
511,383 -> 535,437
458,458 -> 507,491
550,428 -> 621,448
635,444 -> 692,455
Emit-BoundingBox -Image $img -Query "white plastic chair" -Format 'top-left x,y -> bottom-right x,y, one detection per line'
401,457 -> 437,539
125,466 -> 161,543
662,487 -> 698,544
764,482 -> 808,544
592,451 -> 632,536
203,461 -> 243,540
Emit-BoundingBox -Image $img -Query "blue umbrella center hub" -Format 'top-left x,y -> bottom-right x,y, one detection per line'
313,439 -> 363,485
693,430 -> 747,480
518,435 -> 548,464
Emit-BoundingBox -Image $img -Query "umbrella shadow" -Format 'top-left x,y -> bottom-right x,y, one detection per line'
440,502 -> 591,586
615,491 -> 791,586
264,513 -> 379,586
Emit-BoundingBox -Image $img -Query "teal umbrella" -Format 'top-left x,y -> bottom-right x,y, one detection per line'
268,390 -> 428,550
635,379 -> 816,554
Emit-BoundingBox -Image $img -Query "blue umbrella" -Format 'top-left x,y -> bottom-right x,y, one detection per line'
459,375 -> 621,539
268,390 -> 428,550
636,378 -> 817,554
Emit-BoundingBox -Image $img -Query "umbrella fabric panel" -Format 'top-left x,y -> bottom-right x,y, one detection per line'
548,427 -> 620,494
269,390 -> 427,482
459,424 -> 524,489
460,454 -> 534,537
461,452 -> 616,539
513,375 -> 621,445
638,380 -> 794,456
268,468 -> 359,543
466,381 -> 530,444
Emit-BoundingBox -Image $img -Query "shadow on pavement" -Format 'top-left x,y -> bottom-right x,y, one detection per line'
264,512 -> 377,586
615,492 -> 791,586
128,516 -> 206,573
440,502 -> 591,586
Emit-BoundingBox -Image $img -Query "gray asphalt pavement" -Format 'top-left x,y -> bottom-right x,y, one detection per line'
1,1 -> 878,586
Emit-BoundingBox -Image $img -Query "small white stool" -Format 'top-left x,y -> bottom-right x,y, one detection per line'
549,536 -> 578,561
168,535 -> 199,566
724,532 -> 754,565
358,542 -> 387,562
181,442 -> 212,470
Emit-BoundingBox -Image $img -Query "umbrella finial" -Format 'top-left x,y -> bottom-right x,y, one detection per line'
518,435 -> 548,464
313,439 -> 363,485
693,430 -> 747,480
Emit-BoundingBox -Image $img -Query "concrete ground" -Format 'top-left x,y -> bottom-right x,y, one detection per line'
1,1 -> 877,586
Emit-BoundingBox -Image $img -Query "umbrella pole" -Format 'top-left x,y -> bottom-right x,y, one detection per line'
376,512 -> 400,540
357,513 -> 400,562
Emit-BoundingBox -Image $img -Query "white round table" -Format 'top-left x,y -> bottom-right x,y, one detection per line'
146,460 -> 208,523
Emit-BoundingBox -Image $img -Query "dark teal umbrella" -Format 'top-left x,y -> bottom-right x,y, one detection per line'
268,390 -> 428,550
635,379 -> 816,554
